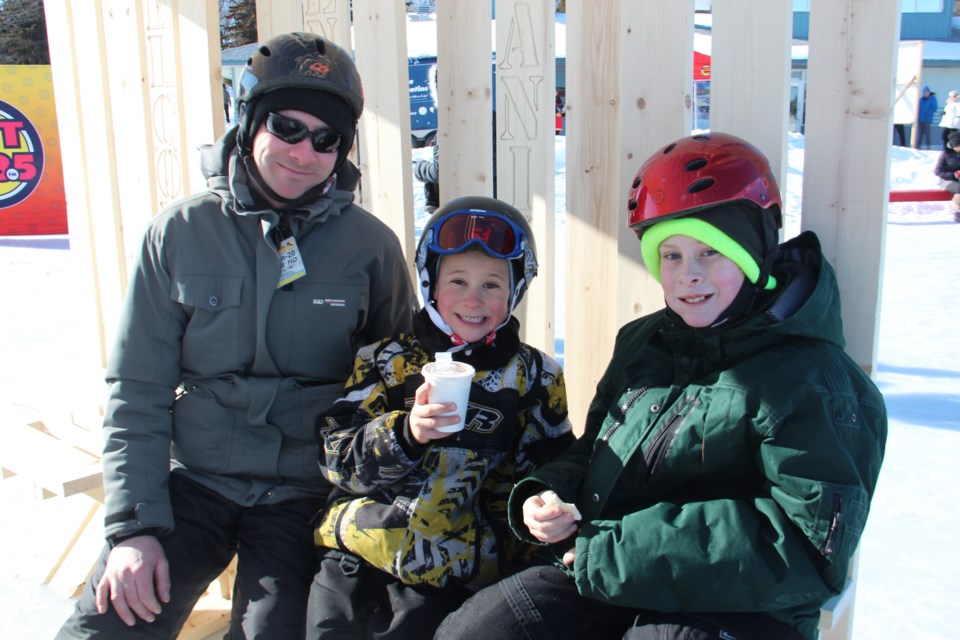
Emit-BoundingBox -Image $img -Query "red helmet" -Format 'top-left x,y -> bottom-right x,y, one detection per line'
626,132 -> 782,231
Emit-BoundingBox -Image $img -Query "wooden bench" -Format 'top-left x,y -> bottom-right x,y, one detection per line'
818,576 -> 856,639
0,403 -> 232,640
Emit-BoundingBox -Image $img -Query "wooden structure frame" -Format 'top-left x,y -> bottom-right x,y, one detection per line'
29,1 -> 899,638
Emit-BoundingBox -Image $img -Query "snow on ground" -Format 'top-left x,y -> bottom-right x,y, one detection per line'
1,137 -> 957,639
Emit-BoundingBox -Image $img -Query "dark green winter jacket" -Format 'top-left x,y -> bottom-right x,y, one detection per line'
508,231 -> 887,640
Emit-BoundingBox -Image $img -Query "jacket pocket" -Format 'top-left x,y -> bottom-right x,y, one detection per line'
171,275 -> 245,372
273,281 -> 368,378
171,380 -> 236,474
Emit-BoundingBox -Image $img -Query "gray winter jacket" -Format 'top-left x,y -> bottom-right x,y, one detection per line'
101,128 -> 416,542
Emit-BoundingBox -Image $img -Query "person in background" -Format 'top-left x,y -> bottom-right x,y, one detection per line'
222,81 -> 232,123
916,85 -> 937,150
307,196 -> 574,639
934,130 -> 960,223
413,67 -> 500,214
939,89 -> 960,145
436,132 -> 887,640
55,32 -> 415,639
413,65 -> 441,213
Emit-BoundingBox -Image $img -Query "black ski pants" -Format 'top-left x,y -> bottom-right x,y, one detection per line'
433,564 -> 804,640
56,473 -> 323,639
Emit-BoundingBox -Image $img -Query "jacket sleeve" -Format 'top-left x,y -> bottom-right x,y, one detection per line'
359,228 -> 416,349
413,144 -> 440,184
570,357 -> 886,614
507,344 -> 622,538
511,352 -> 575,476
101,221 -> 186,541
318,342 -> 424,494
934,152 -> 957,181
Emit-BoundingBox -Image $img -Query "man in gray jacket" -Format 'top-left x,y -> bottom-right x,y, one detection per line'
57,32 -> 416,639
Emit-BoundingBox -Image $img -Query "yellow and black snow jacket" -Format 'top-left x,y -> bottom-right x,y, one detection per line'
315,311 -> 573,589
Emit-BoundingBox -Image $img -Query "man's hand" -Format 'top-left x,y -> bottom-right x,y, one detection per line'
522,492 -> 578,544
408,381 -> 460,444
95,535 -> 170,626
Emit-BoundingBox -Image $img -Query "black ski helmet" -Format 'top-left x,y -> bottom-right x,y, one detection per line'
416,196 -> 538,324
235,32 -> 364,156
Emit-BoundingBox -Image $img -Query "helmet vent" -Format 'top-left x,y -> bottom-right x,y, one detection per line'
684,158 -> 708,171
315,39 -> 326,55
662,143 -> 677,155
687,177 -> 715,193
631,176 -> 642,189
258,45 -> 272,57
628,198 -> 639,211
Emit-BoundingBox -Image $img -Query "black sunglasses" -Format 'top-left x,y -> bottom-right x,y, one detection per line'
265,112 -> 343,153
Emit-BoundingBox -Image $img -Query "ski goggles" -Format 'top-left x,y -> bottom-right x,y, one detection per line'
265,112 -> 343,153
427,210 -> 526,259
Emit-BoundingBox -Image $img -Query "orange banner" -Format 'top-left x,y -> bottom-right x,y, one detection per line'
0,65 -> 67,235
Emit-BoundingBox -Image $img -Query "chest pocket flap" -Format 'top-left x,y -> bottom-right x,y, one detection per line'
171,275 -> 243,311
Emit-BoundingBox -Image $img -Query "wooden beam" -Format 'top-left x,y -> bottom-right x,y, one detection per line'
495,0 -> 556,354
437,0 -> 494,198
711,0 -> 792,192
353,0 -> 417,272
801,0 -> 901,374
563,0 -> 693,432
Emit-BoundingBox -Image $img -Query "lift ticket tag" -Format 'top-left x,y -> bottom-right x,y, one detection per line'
277,235 -> 307,288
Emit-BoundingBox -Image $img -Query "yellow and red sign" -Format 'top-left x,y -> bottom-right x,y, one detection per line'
0,65 -> 67,235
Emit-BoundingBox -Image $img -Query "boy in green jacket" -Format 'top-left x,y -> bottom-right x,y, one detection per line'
437,133 -> 887,640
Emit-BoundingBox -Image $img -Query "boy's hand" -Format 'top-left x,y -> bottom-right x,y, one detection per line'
522,492 -> 578,544
409,381 -> 461,444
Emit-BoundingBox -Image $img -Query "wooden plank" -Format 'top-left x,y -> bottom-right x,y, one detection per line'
100,0 -> 158,276
563,0 -> 693,431
176,589 -> 231,640
45,500 -> 103,598
437,0 -> 494,198
255,0 -> 304,40
177,0 -> 224,195
711,0 -> 792,192
615,0 -> 694,331
818,578 -> 856,633
304,0 -> 351,46
495,0 -> 556,354
42,0 -> 115,370
801,0 -> 900,375
0,424 -> 102,498
353,0 -> 417,276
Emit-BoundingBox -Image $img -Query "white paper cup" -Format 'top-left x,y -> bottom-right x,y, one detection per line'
421,359 -> 475,433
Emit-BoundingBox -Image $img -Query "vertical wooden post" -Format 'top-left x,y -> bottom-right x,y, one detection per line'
41,0 -> 112,371
495,0 -> 556,354
304,0 -> 352,45
43,0 -> 225,363
255,0 -> 303,40
352,0 -> 417,270
710,0 -> 792,190
563,0 -> 693,431
436,0 -> 494,198
802,0 -> 900,376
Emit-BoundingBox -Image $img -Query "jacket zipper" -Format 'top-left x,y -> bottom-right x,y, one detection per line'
645,410 -> 684,481
599,386 -> 649,442
821,493 -> 843,556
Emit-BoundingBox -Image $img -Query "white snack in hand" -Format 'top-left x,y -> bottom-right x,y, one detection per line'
540,490 -> 582,521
